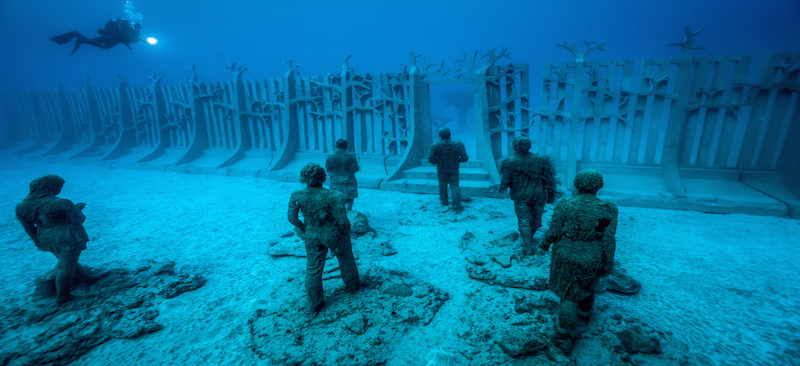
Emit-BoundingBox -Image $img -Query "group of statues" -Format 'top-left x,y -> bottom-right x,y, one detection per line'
15,131 -> 618,352
425,129 -> 618,346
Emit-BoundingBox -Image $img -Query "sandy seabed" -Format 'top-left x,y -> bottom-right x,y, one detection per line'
0,157 -> 798,366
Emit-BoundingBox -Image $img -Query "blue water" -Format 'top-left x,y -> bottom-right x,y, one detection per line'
0,0 -> 798,92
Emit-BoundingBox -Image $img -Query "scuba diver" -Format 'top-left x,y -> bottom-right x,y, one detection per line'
51,18 -> 142,55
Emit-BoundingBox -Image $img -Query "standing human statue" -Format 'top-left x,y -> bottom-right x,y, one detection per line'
539,169 -> 618,351
498,136 -> 557,255
15,174 -> 108,304
428,127 -> 469,209
325,139 -> 359,212
288,163 -> 360,313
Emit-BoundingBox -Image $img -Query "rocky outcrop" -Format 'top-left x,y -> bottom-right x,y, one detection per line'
461,231 -> 550,290
248,265 -> 449,366
347,210 -> 372,236
0,260 -> 205,366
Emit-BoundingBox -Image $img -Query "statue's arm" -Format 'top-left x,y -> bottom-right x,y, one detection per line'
542,158 -> 557,203
540,201 -> 566,250
349,155 -> 359,173
600,204 -> 619,274
458,142 -> 469,162
15,205 -> 41,249
287,195 -> 305,233
498,160 -> 511,192
427,145 -> 438,165
19,219 -> 40,247
61,199 -> 86,224
333,194 -> 351,233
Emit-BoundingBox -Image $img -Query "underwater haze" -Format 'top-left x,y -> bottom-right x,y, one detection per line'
1,1 -> 800,366
0,0 -> 799,92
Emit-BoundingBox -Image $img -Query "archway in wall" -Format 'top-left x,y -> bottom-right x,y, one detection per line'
429,82 -> 475,158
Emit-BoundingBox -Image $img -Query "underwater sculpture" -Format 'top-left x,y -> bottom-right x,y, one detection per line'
51,17 -> 142,55
325,139 -> 360,212
539,169 -> 618,350
498,136 -> 557,255
15,174 -> 108,304
428,127 -> 469,209
288,163 -> 360,313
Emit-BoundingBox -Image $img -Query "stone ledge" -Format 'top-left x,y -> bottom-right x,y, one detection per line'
10,153 -> 798,217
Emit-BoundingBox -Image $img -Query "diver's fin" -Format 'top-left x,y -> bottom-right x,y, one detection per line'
51,31 -> 79,45
70,36 -> 86,56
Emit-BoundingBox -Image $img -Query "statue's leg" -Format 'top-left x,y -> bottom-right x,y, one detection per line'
437,170 -> 449,205
75,264 -> 110,285
304,241 -> 327,312
335,237 -> 360,292
553,298 -> 579,353
55,252 -> 80,303
450,173 -> 462,209
577,292 -> 596,322
514,201 -> 534,254
558,299 -> 578,334
531,202 -> 544,234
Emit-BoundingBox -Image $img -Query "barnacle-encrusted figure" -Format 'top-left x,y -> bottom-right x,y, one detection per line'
428,127 -> 469,209
288,163 -> 360,313
540,169 -> 618,348
325,139 -> 359,212
15,174 -> 108,304
499,136 -> 557,255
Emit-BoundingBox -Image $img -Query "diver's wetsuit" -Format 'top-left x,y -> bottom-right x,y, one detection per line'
51,18 -> 141,55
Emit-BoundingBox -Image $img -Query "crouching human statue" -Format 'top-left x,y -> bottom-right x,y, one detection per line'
539,169 -> 618,350
288,163 -> 360,313
15,174 -> 108,304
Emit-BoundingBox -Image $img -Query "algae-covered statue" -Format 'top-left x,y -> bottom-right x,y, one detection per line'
539,169 -> 618,349
428,127 -> 469,209
325,139 -> 359,212
498,136 -> 557,255
288,163 -> 360,313
15,174 -> 108,304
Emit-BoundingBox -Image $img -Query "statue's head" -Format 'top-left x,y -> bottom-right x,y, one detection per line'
574,169 -> 604,194
300,162 -> 326,187
438,127 -> 451,139
28,174 -> 65,199
512,136 -> 531,153
335,138 -> 348,150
